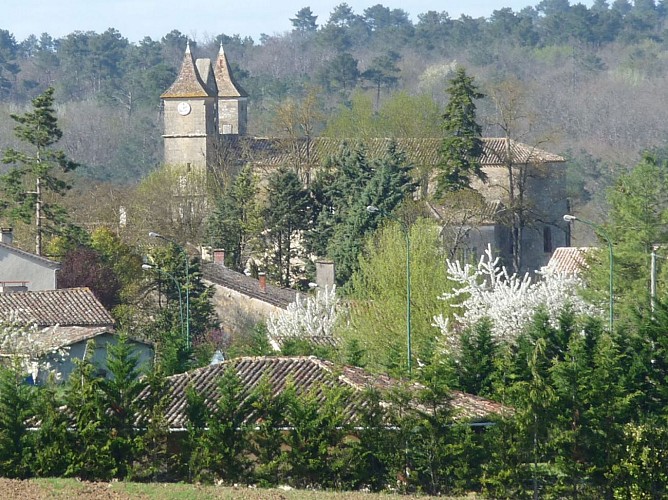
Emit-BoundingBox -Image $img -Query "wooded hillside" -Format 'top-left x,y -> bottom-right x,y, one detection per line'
0,1 -> 667,210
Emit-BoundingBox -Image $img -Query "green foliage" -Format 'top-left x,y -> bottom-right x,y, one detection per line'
436,67 -> 485,195
63,344 -> 114,481
343,218 -> 451,373
309,141 -> 415,285
262,166 -> 311,287
0,361 -> 34,478
200,367 -> 254,484
281,381 -> 355,489
144,244 -> 215,374
587,154 -> 668,318
0,87 -> 78,253
101,335 -> 147,478
455,318 -> 498,396
207,165 -> 263,272
31,380 -> 70,477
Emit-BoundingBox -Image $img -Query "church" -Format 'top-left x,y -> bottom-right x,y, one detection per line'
161,42 -> 247,170
161,44 -> 570,275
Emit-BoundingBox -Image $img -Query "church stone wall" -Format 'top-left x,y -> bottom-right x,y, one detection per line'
218,97 -> 247,135
163,98 -> 216,168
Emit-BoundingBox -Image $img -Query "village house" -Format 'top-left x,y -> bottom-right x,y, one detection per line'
0,287 -> 153,382
0,228 -> 60,292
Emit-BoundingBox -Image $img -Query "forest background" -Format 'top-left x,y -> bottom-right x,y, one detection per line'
0,0 -> 666,242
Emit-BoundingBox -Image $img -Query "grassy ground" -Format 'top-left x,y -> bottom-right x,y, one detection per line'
0,478 -> 478,499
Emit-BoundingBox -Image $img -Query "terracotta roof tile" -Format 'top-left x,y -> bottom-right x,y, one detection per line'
0,288 -> 114,327
214,45 -> 247,98
544,247 -> 591,275
203,263 -> 298,309
235,137 -> 564,168
161,44 -> 213,99
141,356 -> 509,429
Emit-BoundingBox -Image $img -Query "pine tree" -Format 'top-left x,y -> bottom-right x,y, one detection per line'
437,67 -> 485,196
202,366 -> 253,484
31,379 -> 70,477
101,335 -> 147,478
63,342 -> 114,480
456,318 -> 498,396
0,360 -> 34,478
263,167 -> 311,287
1,87 -> 78,255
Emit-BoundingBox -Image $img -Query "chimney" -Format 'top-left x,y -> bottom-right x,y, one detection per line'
316,259 -> 335,290
258,272 -> 266,292
0,228 -> 13,245
213,248 -> 226,266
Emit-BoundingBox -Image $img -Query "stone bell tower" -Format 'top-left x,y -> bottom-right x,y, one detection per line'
161,41 -> 217,170
162,42 -> 248,170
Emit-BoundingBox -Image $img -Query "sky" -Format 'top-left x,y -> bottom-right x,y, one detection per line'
5,0 -> 595,44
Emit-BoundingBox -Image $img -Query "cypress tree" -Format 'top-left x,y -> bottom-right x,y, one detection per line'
437,67 -> 485,196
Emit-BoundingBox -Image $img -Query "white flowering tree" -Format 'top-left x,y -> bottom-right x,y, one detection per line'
267,286 -> 340,346
433,245 -> 599,353
0,314 -> 69,382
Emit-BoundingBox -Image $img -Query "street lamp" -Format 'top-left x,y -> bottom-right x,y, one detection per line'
367,205 -> 412,376
142,263 -> 185,340
563,214 -> 614,332
149,231 -> 190,348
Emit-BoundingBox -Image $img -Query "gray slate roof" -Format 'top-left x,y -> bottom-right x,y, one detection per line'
139,356 -> 509,430
202,263 -> 298,309
161,43 -> 213,98
0,287 -> 114,327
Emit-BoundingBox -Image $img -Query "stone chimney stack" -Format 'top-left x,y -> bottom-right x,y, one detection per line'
0,228 -> 13,245
258,272 -> 266,292
315,259 -> 335,290
213,249 -> 226,266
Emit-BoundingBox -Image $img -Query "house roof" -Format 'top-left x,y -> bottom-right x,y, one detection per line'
141,356 -> 509,429
544,247 -> 591,275
232,137 -> 565,169
161,42 -> 213,99
214,44 -> 248,98
202,263 -> 298,309
0,241 -> 60,269
0,326 -> 109,357
0,287 -> 115,327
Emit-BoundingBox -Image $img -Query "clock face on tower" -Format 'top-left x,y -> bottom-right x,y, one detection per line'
177,101 -> 191,116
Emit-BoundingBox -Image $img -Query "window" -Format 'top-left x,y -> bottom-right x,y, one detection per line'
543,226 -> 552,253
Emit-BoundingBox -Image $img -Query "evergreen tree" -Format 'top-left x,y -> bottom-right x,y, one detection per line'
249,376 -> 287,485
436,67 -> 485,196
101,335 -> 147,478
0,360 -> 34,478
207,165 -> 263,271
132,368 -> 173,482
456,318 -> 498,396
202,366 -> 254,484
31,379 -> 70,477
263,167 -> 311,287
1,87 -> 78,255
63,343 -> 114,480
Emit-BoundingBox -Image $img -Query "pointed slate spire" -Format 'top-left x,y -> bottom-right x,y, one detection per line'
214,43 -> 247,98
161,41 -> 213,98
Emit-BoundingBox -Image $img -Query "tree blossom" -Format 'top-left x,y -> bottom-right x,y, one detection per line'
433,245 -> 599,352
267,286 -> 340,343
0,313 -> 69,381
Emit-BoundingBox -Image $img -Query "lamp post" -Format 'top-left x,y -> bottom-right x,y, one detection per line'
149,232 -> 190,348
142,264 -> 185,340
563,214 -> 614,332
367,205 -> 412,376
